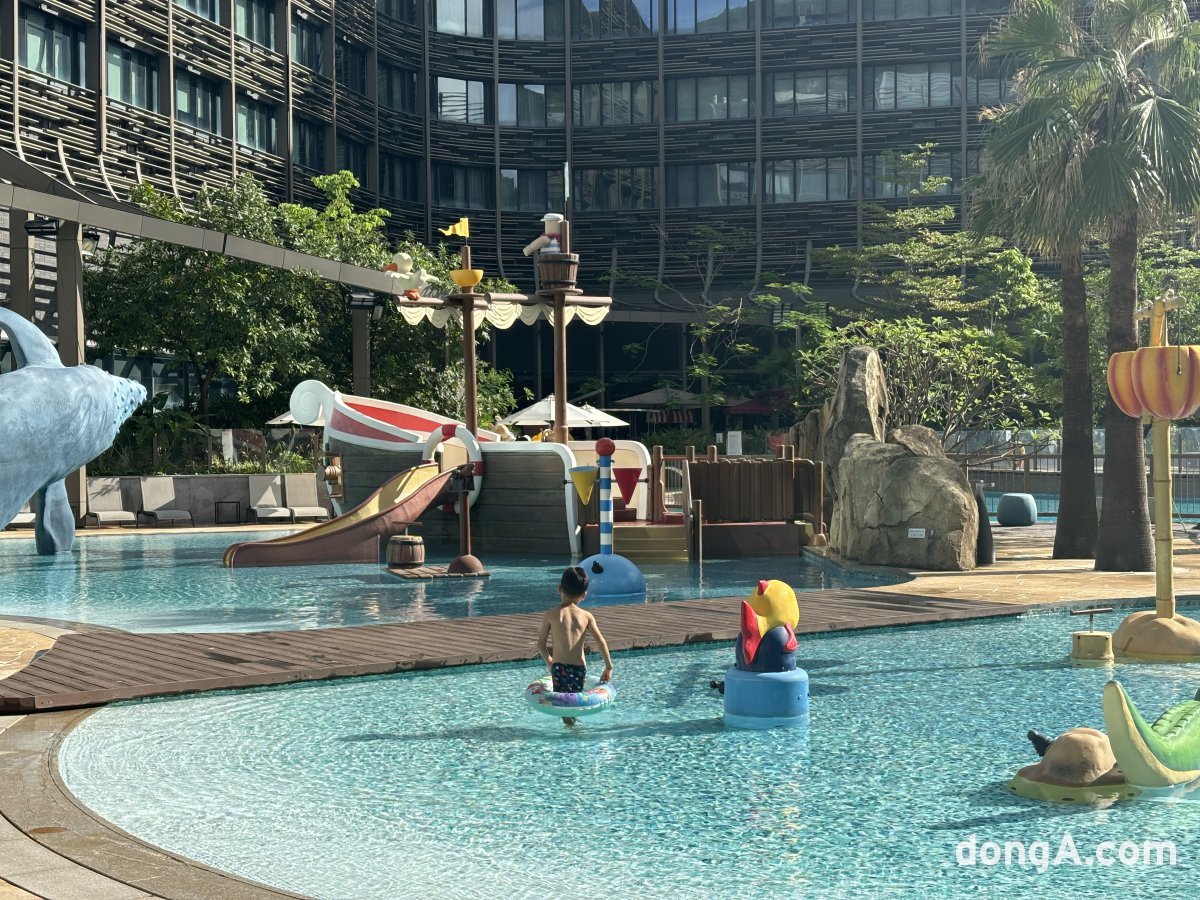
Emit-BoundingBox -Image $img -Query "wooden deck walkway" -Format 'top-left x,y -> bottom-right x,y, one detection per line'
0,590 -> 1027,713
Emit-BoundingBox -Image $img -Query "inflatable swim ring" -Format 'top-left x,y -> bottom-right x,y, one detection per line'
524,675 -> 615,718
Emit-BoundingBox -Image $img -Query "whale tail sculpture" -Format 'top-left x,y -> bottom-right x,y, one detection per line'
0,308 -> 145,554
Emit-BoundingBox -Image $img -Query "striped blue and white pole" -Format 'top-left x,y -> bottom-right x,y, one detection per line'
598,450 -> 613,556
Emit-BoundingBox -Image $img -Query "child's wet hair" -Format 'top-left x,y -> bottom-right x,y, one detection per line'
560,565 -> 589,597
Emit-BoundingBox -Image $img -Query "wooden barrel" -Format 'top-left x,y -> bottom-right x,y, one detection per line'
386,534 -> 425,568
537,252 -> 579,290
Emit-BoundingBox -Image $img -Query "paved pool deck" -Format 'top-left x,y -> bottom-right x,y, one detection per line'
1,521 -> 1198,898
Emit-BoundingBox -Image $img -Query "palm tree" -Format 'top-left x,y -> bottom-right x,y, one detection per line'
981,0 -> 1200,571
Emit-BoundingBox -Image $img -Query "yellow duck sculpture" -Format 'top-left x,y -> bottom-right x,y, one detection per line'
738,579 -> 800,671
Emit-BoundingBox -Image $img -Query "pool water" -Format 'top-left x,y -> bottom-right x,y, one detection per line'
59,607 -> 1200,899
0,532 -> 897,633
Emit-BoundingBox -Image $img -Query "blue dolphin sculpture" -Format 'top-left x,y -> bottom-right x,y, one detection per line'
0,308 -> 146,554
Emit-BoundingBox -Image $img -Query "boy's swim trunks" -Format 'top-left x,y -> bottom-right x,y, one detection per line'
551,662 -> 586,692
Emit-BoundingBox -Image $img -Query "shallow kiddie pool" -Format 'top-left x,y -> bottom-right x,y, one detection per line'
59,607 -> 1200,899
0,531 -> 898,632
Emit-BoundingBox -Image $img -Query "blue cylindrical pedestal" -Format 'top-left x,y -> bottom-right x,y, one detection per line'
722,666 -> 810,729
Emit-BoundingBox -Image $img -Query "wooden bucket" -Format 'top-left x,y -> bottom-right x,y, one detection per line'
537,253 -> 579,290
386,534 -> 425,568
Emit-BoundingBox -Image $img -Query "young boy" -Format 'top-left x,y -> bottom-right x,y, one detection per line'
536,566 -> 614,727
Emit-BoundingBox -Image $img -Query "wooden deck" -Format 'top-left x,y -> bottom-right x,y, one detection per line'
0,590 -> 1027,713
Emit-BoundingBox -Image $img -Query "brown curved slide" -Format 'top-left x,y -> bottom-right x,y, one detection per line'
223,464 -> 453,568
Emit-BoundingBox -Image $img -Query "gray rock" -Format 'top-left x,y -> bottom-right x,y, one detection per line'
886,425 -> 946,459
789,405 -> 826,462
821,346 -> 888,507
831,434 -> 977,571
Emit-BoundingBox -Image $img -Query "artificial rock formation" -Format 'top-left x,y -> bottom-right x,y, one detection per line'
830,432 -> 978,571
820,346 -> 888,512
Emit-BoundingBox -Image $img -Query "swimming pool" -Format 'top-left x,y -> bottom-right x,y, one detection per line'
0,532 -> 898,633
59,607 -> 1200,899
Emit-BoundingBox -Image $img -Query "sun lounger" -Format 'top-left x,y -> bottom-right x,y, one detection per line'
85,477 -> 137,527
137,477 -> 194,527
283,473 -> 331,522
7,504 -> 36,529
248,475 -> 294,523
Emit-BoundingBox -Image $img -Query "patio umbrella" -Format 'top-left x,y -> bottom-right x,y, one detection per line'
578,404 -> 630,428
499,395 -> 602,428
612,387 -> 701,408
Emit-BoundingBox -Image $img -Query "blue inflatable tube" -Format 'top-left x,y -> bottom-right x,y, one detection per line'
525,675 -> 616,717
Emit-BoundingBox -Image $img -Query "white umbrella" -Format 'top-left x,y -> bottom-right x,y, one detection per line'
500,396 -> 622,428
579,404 -> 630,428
266,410 -> 326,426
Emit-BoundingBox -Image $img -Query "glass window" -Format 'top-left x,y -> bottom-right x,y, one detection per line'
378,0 -> 417,22
766,157 -> 855,202
293,117 -> 325,169
19,8 -> 87,86
499,83 -> 566,126
499,168 -> 565,210
380,63 -> 417,112
667,75 -> 751,122
828,157 -> 850,200
236,94 -> 277,152
575,0 -> 657,37
106,44 -> 158,111
433,163 -> 494,208
668,162 -> 754,207
336,136 -> 369,184
175,0 -> 220,22
437,0 -> 490,36
175,71 -> 224,134
381,154 -> 419,202
573,167 -> 655,210
863,151 -> 959,197
865,0 -> 961,18
573,81 -> 652,126
765,0 -> 853,27
498,0 -> 563,38
866,62 -> 958,110
669,0 -> 696,33
235,0 -> 275,48
337,44 -> 368,94
434,77 -> 489,123
291,18 -> 323,71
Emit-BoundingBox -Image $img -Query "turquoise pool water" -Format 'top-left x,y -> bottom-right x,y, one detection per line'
59,607 -> 1200,899
0,532 -> 896,632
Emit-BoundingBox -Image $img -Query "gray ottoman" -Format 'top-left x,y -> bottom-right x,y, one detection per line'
997,492 -> 1038,526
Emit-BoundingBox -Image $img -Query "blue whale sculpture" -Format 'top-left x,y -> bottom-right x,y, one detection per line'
0,308 -> 145,554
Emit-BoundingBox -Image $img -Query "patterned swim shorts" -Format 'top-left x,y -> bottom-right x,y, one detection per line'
551,662 -> 586,693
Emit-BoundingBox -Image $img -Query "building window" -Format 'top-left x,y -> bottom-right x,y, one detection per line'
293,118 -> 326,168
765,0 -> 853,28
573,81 -> 654,126
336,136 -> 370,184
862,151 -> 959,198
498,83 -> 565,127
498,0 -> 564,39
666,0 -> 750,34
666,75 -> 752,122
500,168 -> 565,210
175,0 -> 220,22
381,154 -> 419,202
380,63 -> 418,113
433,77 -> 489,123
236,94 -> 276,152
336,43 -> 368,95
235,0 -> 276,48
765,157 -> 854,202
574,0 -> 657,38
966,0 -> 1006,13
864,0 -> 956,18
291,17 -> 323,71
573,167 -> 656,210
667,162 -> 753,207
378,0 -> 418,22
864,61 -> 957,110
966,62 -> 1016,105
435,0 -> 490,36
765,69 -> 853,117
433,163 -> 494,209
175,71 -> 224,134
19,8 -> 87,86
106,44 -> 158,110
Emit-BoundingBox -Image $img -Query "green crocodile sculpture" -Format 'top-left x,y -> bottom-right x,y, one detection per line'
1102,680 -> 1200,789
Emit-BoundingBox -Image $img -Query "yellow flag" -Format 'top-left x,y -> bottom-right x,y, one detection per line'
439,217 -> 470,238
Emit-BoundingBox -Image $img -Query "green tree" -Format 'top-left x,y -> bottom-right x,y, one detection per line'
982,0 -> 1200,572
85,176 -> 323,419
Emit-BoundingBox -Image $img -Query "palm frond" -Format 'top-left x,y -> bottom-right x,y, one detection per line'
1123,96 -> 1200,208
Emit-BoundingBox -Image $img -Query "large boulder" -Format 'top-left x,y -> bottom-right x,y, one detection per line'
821,346 -> 888,511
789,404 -> 827,462
886,425 -> 945,459
831,434 -> 977,570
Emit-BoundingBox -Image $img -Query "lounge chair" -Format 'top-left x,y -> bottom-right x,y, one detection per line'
84,477 -> 137,527
137,477 -> 194,527
248,475 -> 294,523
283,473 -> 331,522
7,504 -> 36,529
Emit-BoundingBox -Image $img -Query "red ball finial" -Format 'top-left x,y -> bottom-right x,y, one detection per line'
595,437 -> 616,456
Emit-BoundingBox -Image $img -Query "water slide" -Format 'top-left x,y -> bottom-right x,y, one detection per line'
223,464 -> 453,568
